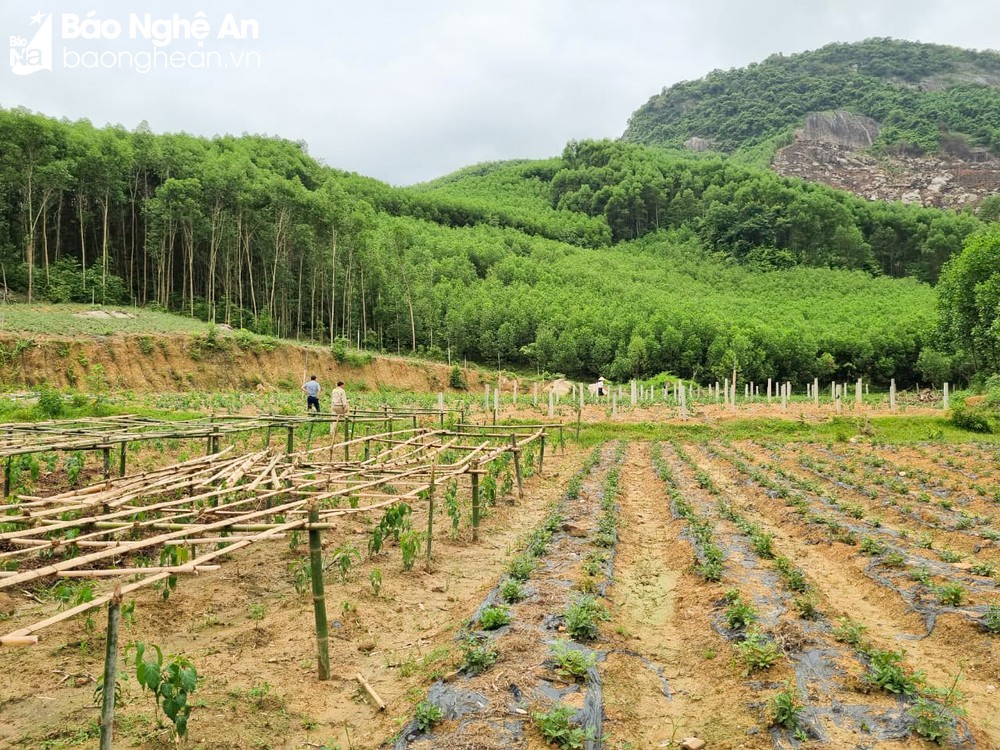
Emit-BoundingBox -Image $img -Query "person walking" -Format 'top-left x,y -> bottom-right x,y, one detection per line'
302,375 -> 321,414
331,381 -> 349,416
330,381 -> 349,438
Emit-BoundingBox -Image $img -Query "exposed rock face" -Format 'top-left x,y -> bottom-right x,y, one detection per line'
773,110 -> 1000,209
684,136 -> 712,152
801,111 -> 880,149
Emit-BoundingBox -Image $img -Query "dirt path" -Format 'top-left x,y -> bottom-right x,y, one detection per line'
601,442 -> 768,749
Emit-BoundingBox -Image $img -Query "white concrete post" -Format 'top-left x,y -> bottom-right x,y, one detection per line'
890,379 -> 897,412
548,389 -> 554,418
856,379 -> 862,406
513,382 -> 518,406
813,378 -> 819,408
484,384 -> 490,411
943,382 -> 950,410
630,380 -> 637,406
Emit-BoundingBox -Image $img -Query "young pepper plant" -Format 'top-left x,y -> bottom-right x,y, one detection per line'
128,641 -> 199,739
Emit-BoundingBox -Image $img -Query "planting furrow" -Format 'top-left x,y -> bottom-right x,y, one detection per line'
601,443 -> 765,748
392,442 -> 625,750
680,442 -> 976,748
724,442 -> 999,632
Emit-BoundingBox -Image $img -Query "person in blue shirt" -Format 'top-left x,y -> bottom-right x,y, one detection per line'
302,375 -> 321,413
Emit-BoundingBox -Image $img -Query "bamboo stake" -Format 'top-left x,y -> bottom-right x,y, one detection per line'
308,502 -> 330,680
0,635 -> 38,647
99,586 -> 122,750
510,433 -> 524,501
425,462 -> 435,572
470,460 -> 481,543
356,673 -> 386,710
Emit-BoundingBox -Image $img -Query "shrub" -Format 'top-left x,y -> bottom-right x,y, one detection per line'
950,405 -> 992,433
448,365 -> 467,390
36,386 -> 64,418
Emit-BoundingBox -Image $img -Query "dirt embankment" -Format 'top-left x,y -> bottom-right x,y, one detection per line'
0,334 -> 488,394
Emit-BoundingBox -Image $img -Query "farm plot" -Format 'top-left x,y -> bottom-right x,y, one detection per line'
0,424 -> 568,749
3,432 -> 999,750
674,440 -> 998,748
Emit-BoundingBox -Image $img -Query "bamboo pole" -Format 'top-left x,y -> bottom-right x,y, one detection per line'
308,502 -> 330,680
356,673 -> 386,710
99,586 -> 123,750
470,460 -> 481,543
0,635 -> 38,647
510,433 -> 523,501
425,462 -> 435,572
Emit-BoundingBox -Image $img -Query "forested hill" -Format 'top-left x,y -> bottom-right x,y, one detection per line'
624,39 -> 1000,157
0,106 -> 985,387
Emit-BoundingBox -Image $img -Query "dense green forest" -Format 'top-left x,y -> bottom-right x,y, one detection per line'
625,39 -> 1000,159
0,98 -> 993,386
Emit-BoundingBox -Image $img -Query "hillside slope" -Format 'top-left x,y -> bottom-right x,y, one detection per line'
623,39 -> 1000,207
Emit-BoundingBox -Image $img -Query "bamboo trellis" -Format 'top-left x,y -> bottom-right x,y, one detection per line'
0,424 -> 546,647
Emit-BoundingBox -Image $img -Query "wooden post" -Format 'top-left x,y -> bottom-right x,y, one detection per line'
493,389 -> 499,424
4,456 -> 11,498
425,463 -> 435,571
511,433 -> 524,501
943,382 -> 950,410
305,420 -> 315,452
513,381 -> 518,406
308,502 -> 330,680
470,461 -> 481,543
484,384 -> 490,411
99,586 -> 123,750
438,393 -> 444,427
286,425 -> 294,454
102,446 -> 111,480
364,437 -> 371,461
118,442 -> 127,477
538,433 -> 545,477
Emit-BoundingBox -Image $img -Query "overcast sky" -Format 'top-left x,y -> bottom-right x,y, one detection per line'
2,1 -> 998,185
